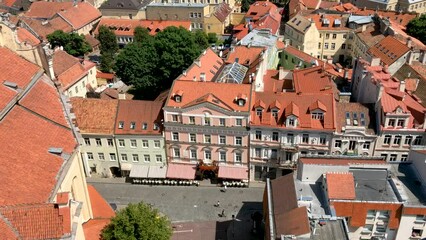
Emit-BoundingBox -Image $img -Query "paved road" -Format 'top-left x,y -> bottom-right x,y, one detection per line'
90,182 -> 264,223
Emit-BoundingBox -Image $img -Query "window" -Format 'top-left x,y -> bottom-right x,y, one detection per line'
130,122 -> 136,129
172,115 -> 178,122
302,134 -> 309,144
342,43 -> 346,49
118,121 -> 124,129
318,42 -> 321,49
75,86 -> 78,94
156,155 -> 162,162
331,43 -> 335,50
204,135 -> 211,143
190,133 -> 196,142
255,130 -> 262,140
153,123 -> 159,130
172,132 -> 179,141
285,152 -> 292,161
394,136 -> 402,145
349,140 -> 356,150
335,140 -> 342,148
256,108 -> 262,116
197,13 -> 201,18
84,138 -> 90,146
255,148 -> 261,158
219,135 -> 226,144
388,119 -> 396,127
384,135 -> 391,145
190,149 -> 197,159
110,153 -> 116,161
381,154 -> 388,161
397,119 -> 405,127
98,153 -> 105,160
312,112 -> 324,120
288,118 -> 295,126
235,152 -> 242,163
405,136 -> 413,145
175,95 -> 181,102
204,117 -> 211,126
118,139 -> 125,147
173,148 -> 180,158
95,138 -> 102,146
401,154 -> 408,162
107,139 -> 114,147
319,135 -> 326,145
287,133 -> 294,144
272,132 -> 279,141
219,151 -> 226,162
154,140 -> 160,148
390,154 -> 397,162
272,109 -> 279,119
132,154 -> 139,162
86,152 -> 93,160
121,154 -> 127,161
347,44 -> 352,50
219,118 -> 226,126
142,123 -> 147,130
332,33 -> 336,39
343,34 -> 347,39
414,136 -> 423,145
144,155 -> 150,162
142,140 -> 149,148
130,139 -> 137,148
235,136 -> 242,145
236,119 -> 242,126
325,33 -> 329,39
324,43 -> 329,49
363,142 -> 370,150
189,116 -> 195,124
205,150 -> 211,160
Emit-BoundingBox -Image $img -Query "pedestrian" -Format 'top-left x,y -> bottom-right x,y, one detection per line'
216,200 -> 220,207
224,185 -> 227,192
221,209 -> 225,217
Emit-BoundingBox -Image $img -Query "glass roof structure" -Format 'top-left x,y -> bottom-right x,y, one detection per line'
216,62 -> 248,84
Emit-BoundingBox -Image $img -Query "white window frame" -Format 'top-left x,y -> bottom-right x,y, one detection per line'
142,140 -> 149,148
118,139 -> 125,147
154,140 -> 160,148
130,139 -> 137,148
121,154 -> 127,161
109,153 -> 116,161
132,154 -> 139,162
144,155 -> 150,162
87,152 -> 93,160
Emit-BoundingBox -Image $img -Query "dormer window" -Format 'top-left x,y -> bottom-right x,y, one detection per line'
130,122 -> 136,129
153,123 -> 159,130
288,118 -> 295,126
388,119 -> 396,127
238,99 -> 245,106
175,95 -> 182,102
200,72 -> 206,81
142,123 -> 147,130
256,108 -> 262,116
311,112 -> 324,120
397,119 -> 405,127
118,121 -> 124,129
272,109 -> 279,119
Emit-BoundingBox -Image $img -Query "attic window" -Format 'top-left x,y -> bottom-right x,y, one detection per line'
256,108 -> 262,116
353,113 -> 358,126
153,123 -> 159,130
142,123 -> 147,130
345,112 -> 350,125
360,113 -> 366,126
118,121 -> 124,129
272,109 -> 279,119
238,99 -> 245,106
175,95 -> 182,102
130,122 -> 136,129
311,112 -> 323,120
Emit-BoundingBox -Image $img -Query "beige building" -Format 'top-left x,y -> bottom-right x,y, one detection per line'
99,0 -> 150,19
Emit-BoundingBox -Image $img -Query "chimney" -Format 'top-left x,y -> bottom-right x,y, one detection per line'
377,83 -> 384,101
118,91 -> 126,99
406,37 -> 412,48
370,57 -> 381,66
279,67 -> 285,80
399,80 -> 406,92
361,24 -> 367,32
338,92 -> 351,103
284,39 -> 290,48
182,70 -> 187,76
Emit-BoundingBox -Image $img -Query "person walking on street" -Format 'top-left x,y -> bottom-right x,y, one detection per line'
221,209 -> 226,217
224,185 -> 227,192
216,200 -> 220,207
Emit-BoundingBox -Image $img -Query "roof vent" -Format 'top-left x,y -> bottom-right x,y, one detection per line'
48,147 -> 63,155
3,80 -> 18,89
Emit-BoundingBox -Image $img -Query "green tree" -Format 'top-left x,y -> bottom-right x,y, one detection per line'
406,15 -> 426,45
194,30 -> 209,50
134,26 -> 154,43
47,30 -> 92,57
101,202 -> 172,240
241,0 -> 254,12
100,52 -> 115,73
98,25 -> 119,54
207,32 -> 218,44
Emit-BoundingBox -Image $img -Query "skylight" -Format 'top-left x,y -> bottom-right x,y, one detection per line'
216,62 -> 248,84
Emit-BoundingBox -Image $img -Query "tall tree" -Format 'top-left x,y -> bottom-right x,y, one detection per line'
47,30 -> 92,57
406,15 -> 426,45
101,202 -> 172,240
98,25 -> 119,54
134,26 -> 154,43
207,32 -> 218,44
194,30 -> 209,50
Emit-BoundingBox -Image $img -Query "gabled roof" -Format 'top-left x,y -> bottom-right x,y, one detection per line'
326,172 -> 356,200
309,13 -> 350,31
368,36 -> 410,66
16,27 -> 40,46
286,13 -> 312,33
245,1 -> 278,21
100,0 -> 152,10
336,102 -> 375,134
176,48 -> 224,82
71,98 -> 118,134
285,102 -> 299,117
293,66 -> 335,94
20,17 -> 73,40
57,2 -> 101,30
115,100 -> 163,135
225,45 -> 264,66
213,2 -> 232,23
309,100 -> 327,111
24,2 -> 73,19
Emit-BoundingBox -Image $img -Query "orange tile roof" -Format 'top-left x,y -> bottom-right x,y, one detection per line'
246,1 -> 278,21
293,66 -> 335,94
368,36 -> 410,66
84,34 -> 100,48
303,0 -> 320,9
94,18 -> 191,37
0,47 -> 41,113
336,102 -> 375,134
1,0 -> 16,7
299,158 -> 387,165
326,172 -> 356,200
0,203 -> 70,239
308,13 -> 350,31
20,17 -> 73,40
57,2 -> 101,30
71,98 -> 118,134
250,92 -> 335,130
214,2 -> 232,22
24,1 -> 73,19
177,48 -> 224,82
166,80 -> 252,112
115,100 -> 163,135
87,185 -> 115,219
97,71 -> 115,79
226,46 -> 264,65
16,28 -> 40,46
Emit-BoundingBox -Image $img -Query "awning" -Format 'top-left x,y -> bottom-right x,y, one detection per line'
218,166 -> 248,180
120,163 -> 132,171
166,163 -> 196,180
129,165 -> 149,178
147,165 -> 167,179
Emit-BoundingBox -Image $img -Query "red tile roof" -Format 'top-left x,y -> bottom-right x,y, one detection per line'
303,0 -> 320,9
246,1 -> 278,21
115,100 -> 164,135
20,17 -> 73,40
71,98 -> 119,134
94,18 -> 191,37
87,185 -> 115,219
299,158 -> 387,165
57,2 -> 101,30
251,92 -> 335,130
326,172 -> 356,200
225,46 -> 264,66
214,2 -> 232,22
293,66 -> 335,94
309,13 -> 350,31
96,72 -> 115,80
84,34 -> 100,48
368,36 -> 410,66
177,48 -> 224,82
166,81 -> 253,112
16,28 -> 40,46
0,47 -> 41,113
1,0 -> 16,7
24,2 -> 73,19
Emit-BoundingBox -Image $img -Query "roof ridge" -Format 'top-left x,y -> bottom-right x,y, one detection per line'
0,212 -> 21,238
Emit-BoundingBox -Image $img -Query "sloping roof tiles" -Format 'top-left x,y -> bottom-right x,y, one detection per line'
326,172 -> 356,200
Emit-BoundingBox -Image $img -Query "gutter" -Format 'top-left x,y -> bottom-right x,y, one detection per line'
266,178 -> 275,240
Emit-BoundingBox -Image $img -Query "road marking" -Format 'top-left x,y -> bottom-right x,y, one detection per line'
173,229 -> 193,233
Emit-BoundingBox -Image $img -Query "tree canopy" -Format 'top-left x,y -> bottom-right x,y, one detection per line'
115,26 -> 204,99
101,202 -> 172,240
98,25 -> 119,54
194,30 -> 209,50
406,15 -> 426,45
134,26 -> 154,44
241,0 -> 254,12
47,30 -> 92,57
